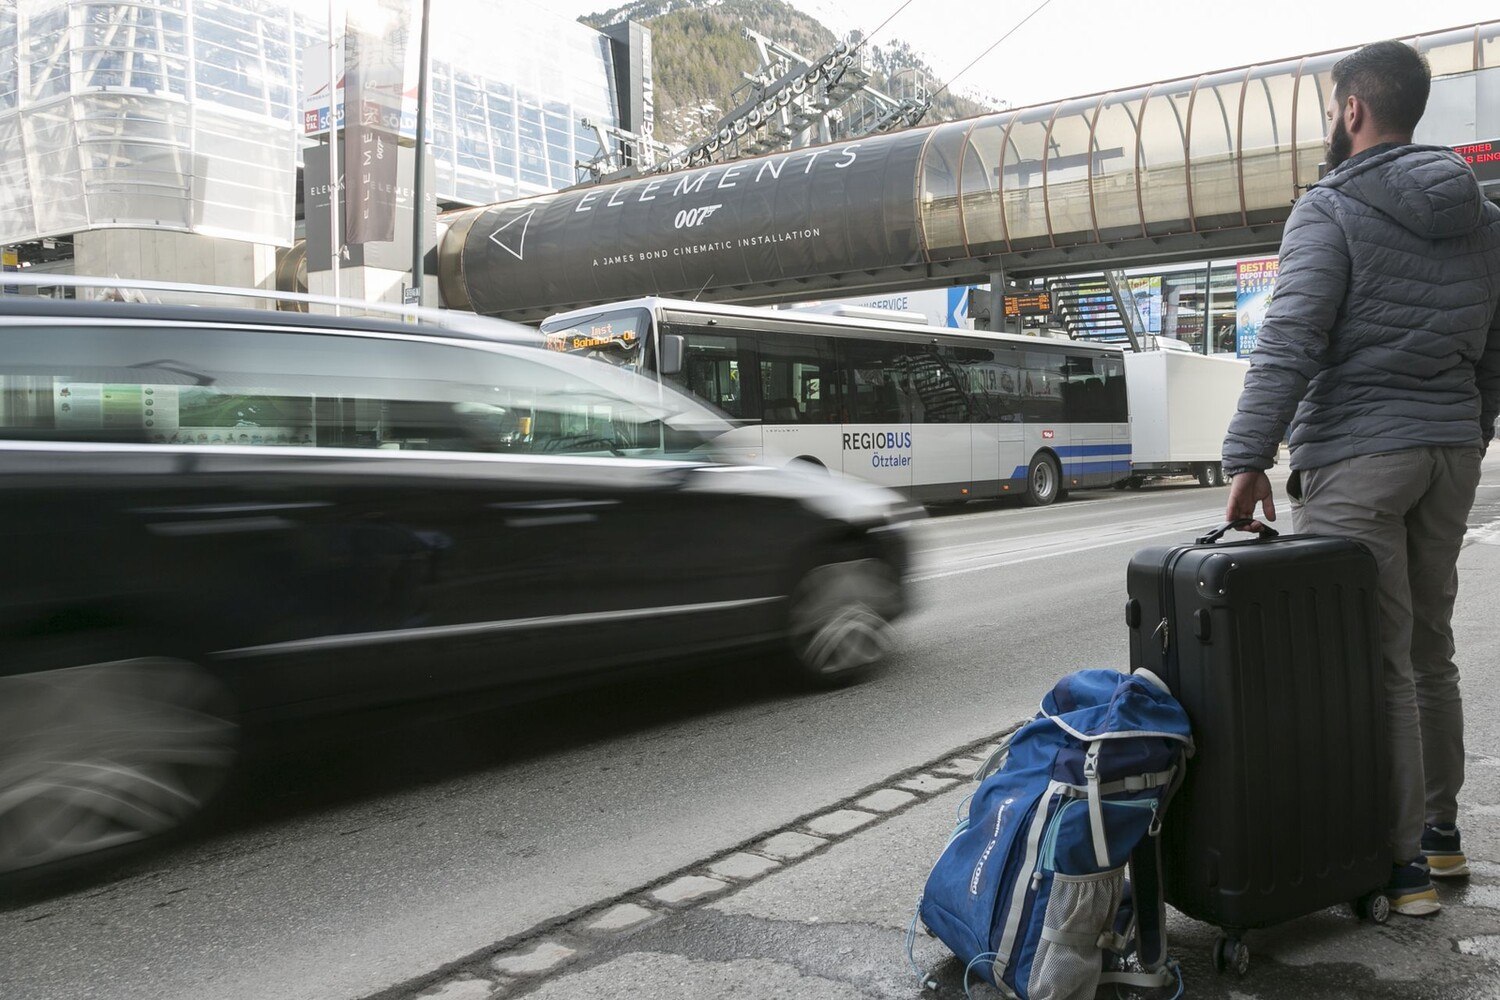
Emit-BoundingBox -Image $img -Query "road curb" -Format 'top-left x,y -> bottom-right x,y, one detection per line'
370,722 -> 1026,1000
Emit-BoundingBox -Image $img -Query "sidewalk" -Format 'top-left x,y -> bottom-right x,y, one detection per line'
400,746 -> 1500,1000
391,504 -> 1500,1000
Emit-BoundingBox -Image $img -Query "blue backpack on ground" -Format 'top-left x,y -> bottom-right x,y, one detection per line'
916,669 -> 1193,999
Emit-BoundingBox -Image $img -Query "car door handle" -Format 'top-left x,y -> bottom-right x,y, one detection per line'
487,499 -> 619,527
147,516 -> 297,536
134,501 -> 332,515
134,501 -> 329,536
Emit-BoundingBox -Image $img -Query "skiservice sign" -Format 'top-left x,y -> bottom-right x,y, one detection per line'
455,130 -> 929,318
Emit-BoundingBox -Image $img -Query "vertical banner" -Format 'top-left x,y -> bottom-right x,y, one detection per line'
343,0 -> 413,246
1127,274 -> 1162,334
1235,258 -> 1279,358
300,41 -> 343,136
305,143 -> 432,272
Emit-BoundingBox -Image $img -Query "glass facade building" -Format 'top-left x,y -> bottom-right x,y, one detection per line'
1046,266 -> 1241,353
0,0 -> 620,247
915,23 -> 1500,259
424,3 -> 614,205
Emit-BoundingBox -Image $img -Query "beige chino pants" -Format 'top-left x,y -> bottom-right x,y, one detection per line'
1292,446 -> 1483,862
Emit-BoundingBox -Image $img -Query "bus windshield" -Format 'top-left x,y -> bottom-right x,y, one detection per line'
540,308 -> 650,373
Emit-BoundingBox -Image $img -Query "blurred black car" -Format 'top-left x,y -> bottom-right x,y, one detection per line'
0,298 -> 914,876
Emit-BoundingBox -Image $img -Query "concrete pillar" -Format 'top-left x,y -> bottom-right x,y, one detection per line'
73,230 -> 277,307
985,268 -> 1007,334
304,265 -> 433,313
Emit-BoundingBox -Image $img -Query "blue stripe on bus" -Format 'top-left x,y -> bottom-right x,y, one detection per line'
1008,459 -> 1133,480
1051,444 -> 1132,457
1063,459 -> 1133,476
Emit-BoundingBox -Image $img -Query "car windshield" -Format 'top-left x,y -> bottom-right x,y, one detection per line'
0,321 -> 731,459
540,308 -> 650,374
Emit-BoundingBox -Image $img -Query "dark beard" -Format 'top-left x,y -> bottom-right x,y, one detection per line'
1326,115 -> 1353,171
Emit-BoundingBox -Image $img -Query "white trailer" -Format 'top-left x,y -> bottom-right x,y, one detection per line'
1122,348 -> 1249,488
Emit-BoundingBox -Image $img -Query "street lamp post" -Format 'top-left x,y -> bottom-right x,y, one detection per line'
327,0 -> 341,314
410,0 -> 432,307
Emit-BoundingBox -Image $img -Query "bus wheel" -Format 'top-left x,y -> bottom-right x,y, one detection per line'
1023,453 -> 1061,507
792,456 -> 827,473
787,559 -> 896,688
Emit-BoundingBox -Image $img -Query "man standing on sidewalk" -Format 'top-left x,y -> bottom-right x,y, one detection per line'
1221,40 -> 1500,916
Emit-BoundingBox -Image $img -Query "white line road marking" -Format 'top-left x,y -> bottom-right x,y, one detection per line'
1464,520 -> 1500,547
915,507 -> 1219,561
911,520 -> 1211,583
910,494 -> 1215,531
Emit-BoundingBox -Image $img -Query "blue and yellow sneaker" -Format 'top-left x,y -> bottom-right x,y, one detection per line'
1386,859 -> 1440,916
1423,824 -> 1469,879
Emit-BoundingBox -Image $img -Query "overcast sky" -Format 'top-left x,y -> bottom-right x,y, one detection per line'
530,0 -> 1496,108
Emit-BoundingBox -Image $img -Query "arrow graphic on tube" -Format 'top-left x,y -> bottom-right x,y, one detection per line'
489,209 -> 535,261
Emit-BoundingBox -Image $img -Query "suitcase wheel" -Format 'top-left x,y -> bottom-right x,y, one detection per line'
1353,890 -> 1392,925
1212,936 -> 1250,977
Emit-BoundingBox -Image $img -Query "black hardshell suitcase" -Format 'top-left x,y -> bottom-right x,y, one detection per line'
1125,520 -> 1391,973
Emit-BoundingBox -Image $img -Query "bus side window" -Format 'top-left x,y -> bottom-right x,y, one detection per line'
760,333 -> 837,424
1102,357 -> 1128,422
1062,355 -> 1101,423
1061,354 -> 1128,424
661,327 -> 756,419
952,346 -> 1007,422
838,341 -> 904,423
914,346 -> 973,424
991,344 -> 1025,423
1021,350 -> 1067,423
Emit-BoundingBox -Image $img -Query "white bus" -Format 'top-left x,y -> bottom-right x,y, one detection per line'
539,297 -> 1131,506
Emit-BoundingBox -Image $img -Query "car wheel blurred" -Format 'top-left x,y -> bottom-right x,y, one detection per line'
787,559 -> 897,687
0,657 -> 238,876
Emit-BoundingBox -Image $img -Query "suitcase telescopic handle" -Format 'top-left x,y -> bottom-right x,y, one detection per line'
1196,518 -> 1280,545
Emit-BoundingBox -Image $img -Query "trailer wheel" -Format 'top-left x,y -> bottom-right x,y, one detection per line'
1197,463 -> 1226,487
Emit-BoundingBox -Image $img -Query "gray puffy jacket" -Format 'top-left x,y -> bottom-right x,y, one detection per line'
1222,143 -> 1500,475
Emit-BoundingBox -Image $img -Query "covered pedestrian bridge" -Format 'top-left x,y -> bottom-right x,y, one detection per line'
439,22 -> 1500,323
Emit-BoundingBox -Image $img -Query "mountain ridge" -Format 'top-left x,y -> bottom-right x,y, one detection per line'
579,0 -> 995,148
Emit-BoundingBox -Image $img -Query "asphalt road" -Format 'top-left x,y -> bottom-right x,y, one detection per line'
4,459 -> 1498,1000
